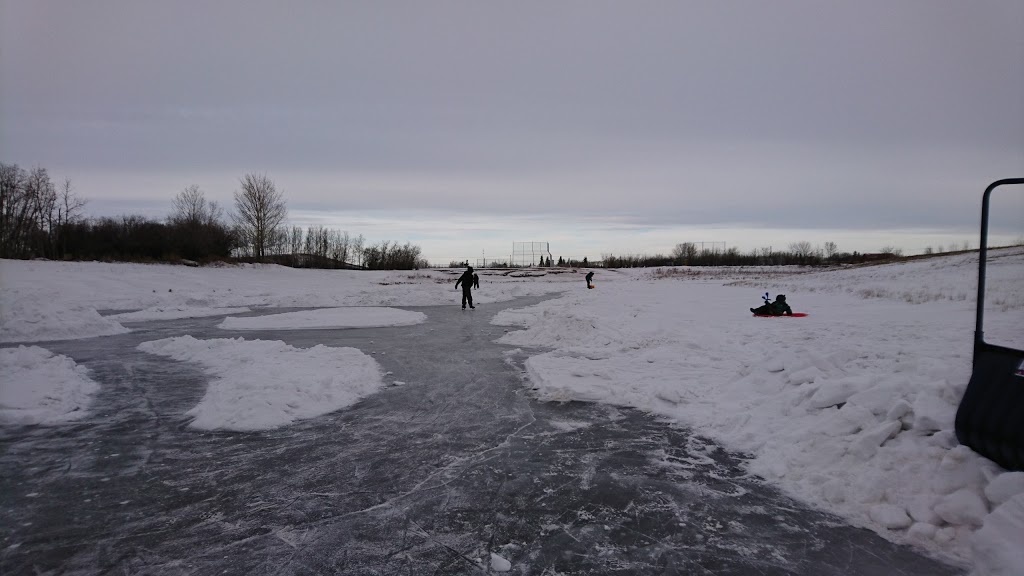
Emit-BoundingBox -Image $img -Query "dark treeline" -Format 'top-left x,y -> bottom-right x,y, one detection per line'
454,241 -> 900,270
362,241 -> 428,270
1,163 -> 87,260
58,215 -> 236,262
1,162 -> 426,269
451,244 -> 905,270
600,242 -> 900,268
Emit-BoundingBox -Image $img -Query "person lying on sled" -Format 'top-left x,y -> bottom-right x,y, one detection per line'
751,294 -> 793,316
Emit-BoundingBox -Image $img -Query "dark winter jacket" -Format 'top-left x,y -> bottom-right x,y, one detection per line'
753,295 -> 793,316
455,270 -> 474,292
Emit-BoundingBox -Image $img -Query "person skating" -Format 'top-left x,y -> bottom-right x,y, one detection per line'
455,266 -> 476,309
751,293 -> 793,316
585,271 -> 594,288
472,272 -> 479,289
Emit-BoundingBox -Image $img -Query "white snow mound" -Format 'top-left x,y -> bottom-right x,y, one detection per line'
138,336 -> 384,431
0,345 -> 100,425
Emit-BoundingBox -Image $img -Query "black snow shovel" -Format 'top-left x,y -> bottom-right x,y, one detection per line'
955,178 -> 1024,471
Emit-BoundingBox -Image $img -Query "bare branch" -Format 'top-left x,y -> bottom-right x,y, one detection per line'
232,173 -> 287,260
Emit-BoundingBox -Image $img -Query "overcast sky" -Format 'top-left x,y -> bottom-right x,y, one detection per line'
2,1 -> 1022,263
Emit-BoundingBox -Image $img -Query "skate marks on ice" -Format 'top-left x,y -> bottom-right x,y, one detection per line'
0,301 -> 544,574
336,395 -> 962,576
0,299 -> 962,575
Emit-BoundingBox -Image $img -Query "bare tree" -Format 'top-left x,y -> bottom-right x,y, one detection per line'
268,226 -> 289,256
0,164 -> 89,259
171,184 -> 223,227
330,230 -> 350,264
0,162 -> 27,257
232,174 -> 287,260
58,178 -> 87,224
823,241 -> 838,259
788,241 -> 814,260
304,226 -> 328,258
352,233 -> 365,267
56,178 -> 87,258
289,225 -> 304,255
15,166 -> 57,257
671,242 -> 698,264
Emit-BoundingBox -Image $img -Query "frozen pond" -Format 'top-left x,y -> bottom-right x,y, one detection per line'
1,297 -> 963,574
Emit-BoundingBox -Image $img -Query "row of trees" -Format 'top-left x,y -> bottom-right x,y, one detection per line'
0,163 -> 426,269
500,242 -> 888,269
362,241 -> 428,270
288,226 -> 360,266
599,242 -> 905,268
1,163 -> 87,260
446,241 -> 910,270
53,215 -> 236,262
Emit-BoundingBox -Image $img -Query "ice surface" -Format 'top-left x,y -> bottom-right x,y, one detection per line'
218,307 -> 426,330
108,306 -> 250,321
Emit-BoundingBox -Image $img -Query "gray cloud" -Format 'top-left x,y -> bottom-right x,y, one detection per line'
2,0 -> 1022,256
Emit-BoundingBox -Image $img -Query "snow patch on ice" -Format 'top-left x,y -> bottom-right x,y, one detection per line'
1,298 -> 129,343
0,346 -> 100,425
137,336 -> 384,430
489,552 -> 512,572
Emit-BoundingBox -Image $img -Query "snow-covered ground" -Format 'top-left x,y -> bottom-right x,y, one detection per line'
1,249 -> 1022,574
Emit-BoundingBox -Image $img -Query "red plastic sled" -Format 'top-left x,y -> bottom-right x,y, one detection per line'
753,312 -> 808,318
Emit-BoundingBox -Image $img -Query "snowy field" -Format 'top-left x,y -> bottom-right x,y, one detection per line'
2,249 -> 1023,574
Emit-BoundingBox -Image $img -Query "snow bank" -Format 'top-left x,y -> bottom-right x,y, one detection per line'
218,307 -> 426,330
972,494 -> 1024,576
1,296 -> 129,343
0,346 -> 100,425
137,336 -> 384,431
